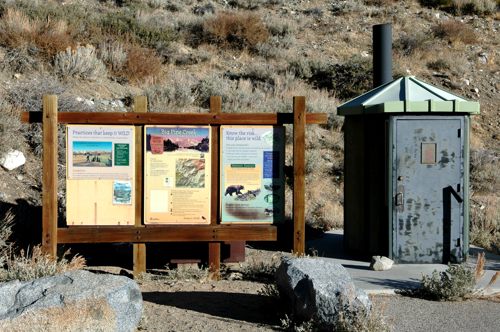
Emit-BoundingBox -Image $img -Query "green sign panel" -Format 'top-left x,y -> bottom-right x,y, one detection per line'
114,143 -> 129,166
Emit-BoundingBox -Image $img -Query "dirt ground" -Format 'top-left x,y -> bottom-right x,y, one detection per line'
93,247 -> 500,332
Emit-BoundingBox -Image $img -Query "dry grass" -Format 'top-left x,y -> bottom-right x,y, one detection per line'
203,12 -> 269,50
470,195 -> 499,253
432,21 -> 478,45
0,246 -> 86,282
0,8 -> 36,48
120,44 -> 163,83
0,8 -> 75,59
0,102 -> 24,155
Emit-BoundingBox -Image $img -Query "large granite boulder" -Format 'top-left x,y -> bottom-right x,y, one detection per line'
276,257 -> 370,329
0,270 -> 142,332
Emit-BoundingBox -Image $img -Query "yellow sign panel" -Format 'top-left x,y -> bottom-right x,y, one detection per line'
66,125 -> 135,226
144,126 -> 211,224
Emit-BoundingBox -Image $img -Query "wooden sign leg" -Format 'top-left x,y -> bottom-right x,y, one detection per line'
293,96 -> 306,255
133,96 -> 147,278
209,96 -> 221,280
42,95 -> 58,257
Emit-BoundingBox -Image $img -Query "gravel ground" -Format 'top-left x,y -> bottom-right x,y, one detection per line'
373,295 -> 500,332
136,276 -> 500,332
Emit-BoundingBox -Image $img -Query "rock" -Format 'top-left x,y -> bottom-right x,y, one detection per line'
370,256 -> 394,271
276,257 -> 370,329
0,150 -> 26,171
0,270 -> 142,332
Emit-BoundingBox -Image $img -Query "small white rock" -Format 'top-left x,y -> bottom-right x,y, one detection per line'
16,174 -> 24,181
1,150 -> 26,171
370,256 -> 394,271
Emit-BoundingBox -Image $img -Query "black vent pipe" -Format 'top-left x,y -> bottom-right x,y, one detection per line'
373,23 -> 392,88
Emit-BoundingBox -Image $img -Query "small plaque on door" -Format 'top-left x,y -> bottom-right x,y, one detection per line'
421,143 -> 437,164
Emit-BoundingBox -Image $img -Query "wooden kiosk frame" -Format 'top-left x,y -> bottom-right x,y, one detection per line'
21,95 -> 327,279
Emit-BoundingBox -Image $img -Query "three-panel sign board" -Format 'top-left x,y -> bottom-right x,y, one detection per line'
66,125 -> 285,226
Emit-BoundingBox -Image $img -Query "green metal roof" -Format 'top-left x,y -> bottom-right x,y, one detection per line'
337,76 -> 480,116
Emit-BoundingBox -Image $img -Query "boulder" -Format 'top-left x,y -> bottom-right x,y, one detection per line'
0,270 -> 142,332
0,150 -> 26,171
276,257 -> 370,329
370,256 -> 394,271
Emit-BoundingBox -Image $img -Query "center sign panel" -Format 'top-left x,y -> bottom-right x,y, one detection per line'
144,125 -> 211,224
220,126 -> 285,224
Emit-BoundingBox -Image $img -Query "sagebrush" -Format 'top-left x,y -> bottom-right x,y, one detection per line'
399,264 -> 476,301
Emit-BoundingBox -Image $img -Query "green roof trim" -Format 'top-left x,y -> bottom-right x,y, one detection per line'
337,76 -> 480,116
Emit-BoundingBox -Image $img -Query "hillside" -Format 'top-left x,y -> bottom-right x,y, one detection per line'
0,0 -> 498,252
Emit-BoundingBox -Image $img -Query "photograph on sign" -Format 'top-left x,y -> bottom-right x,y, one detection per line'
113,180 -> 132,205
144,125 -> 211,224
72,141 -> 112,167
220,126 -> 285,223
66,125 -> 135,226
67,125 -> 134,180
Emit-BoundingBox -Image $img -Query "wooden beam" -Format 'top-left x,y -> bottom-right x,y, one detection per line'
57,225 -> 277,243
21,111 -> 328,125
42,95 -> 58,257
133,96 -> 147,278
293,96 -> 306,255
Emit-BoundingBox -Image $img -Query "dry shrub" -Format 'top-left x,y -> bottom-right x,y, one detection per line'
120,45 -> 163,83
306,176 -> 344,231
0,246 -> 86,282
0,102 -> 24,155
54,44 -> 107,81
0,210 -> 15,267
470,195 -> 499,252
0,8 -> 36,48
33,19 -> 75,58
420,0 -> 497,15
470,149 -> 499,194
364,0 -> 395,5
0,9 -> 74,59
203,11 -> 269,50
98,40 -> 128,72
146,70 -> 197,111
432,21 -> 477,45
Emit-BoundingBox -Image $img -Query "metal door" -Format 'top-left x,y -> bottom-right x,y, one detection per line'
391,116 -> 465,263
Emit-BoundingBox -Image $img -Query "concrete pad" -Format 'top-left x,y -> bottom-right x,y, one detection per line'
307,230 -> 500,295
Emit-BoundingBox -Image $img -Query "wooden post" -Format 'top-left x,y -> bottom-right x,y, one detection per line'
133,96 -> 147,278
42,95 -> 58,257
293,96 -> 306,255
208,96 -> 221,280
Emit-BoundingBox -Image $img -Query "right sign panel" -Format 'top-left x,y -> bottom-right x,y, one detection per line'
220,126 -> 285,224
391,116 -> 465,263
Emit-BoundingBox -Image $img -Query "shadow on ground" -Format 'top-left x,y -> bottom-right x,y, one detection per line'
143,291 -> 280,326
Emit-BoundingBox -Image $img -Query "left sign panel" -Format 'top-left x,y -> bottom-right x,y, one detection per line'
66,125 -> 135,225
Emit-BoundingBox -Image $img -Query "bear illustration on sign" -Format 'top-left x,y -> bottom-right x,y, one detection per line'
225,185 -> 244,196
